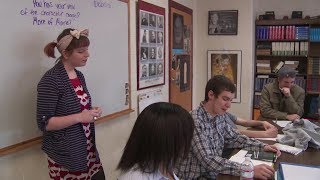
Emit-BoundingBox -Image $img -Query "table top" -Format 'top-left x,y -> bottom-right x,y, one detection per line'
217,120 -> 320,180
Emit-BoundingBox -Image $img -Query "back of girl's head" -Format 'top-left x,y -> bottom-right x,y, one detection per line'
117,102 -> 194,173
44,28 -> 90,58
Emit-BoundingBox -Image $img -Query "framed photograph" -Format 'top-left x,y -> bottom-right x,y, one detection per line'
173,13 -> 184,49
137,1 -> 165,90
207,50 -> 242,103
208,10 -> 238,35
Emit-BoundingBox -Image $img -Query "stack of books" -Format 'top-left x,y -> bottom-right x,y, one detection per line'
257,44 -> 272,55
256,60 -> 271,73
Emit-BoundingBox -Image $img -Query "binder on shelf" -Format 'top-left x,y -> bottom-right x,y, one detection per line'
272,42 -> 276,55
290,42 -> 295,55
279,42 -> 284,56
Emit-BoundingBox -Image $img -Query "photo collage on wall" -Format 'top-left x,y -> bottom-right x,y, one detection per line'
171,12 -> 191,92
138,10 -> 165,89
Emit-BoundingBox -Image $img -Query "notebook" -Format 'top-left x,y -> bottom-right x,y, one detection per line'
274,143 -> 303,155
278,162 -> 320,180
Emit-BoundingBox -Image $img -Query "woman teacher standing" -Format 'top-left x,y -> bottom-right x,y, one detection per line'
37,28 -> 105,179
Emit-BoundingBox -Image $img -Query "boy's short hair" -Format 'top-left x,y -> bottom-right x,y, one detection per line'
205,75 -> 235,101
278,66 -> 297,79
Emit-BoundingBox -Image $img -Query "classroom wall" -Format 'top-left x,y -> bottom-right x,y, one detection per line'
0,0 -> 194,179
193,0 -> 255,119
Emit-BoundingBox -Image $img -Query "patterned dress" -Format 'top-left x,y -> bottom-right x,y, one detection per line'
47,77 -> 102,180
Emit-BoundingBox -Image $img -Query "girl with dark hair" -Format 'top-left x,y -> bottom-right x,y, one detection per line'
117,102 -> 194,180
37,28 -> 105,179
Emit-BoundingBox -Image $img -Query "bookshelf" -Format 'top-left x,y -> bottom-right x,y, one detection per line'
253,19 -> 320,120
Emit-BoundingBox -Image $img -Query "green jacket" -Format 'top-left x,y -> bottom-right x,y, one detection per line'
259,81 -> 305,120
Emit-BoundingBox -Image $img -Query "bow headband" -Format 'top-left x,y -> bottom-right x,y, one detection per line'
56,29 -> 89,52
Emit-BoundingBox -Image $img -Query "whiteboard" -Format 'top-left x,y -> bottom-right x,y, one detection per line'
0,0 -> 130,150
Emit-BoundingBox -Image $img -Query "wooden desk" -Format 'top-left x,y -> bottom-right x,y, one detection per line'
217,120 -> 320,180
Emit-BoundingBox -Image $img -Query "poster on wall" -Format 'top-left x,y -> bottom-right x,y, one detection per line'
175,54 -> 190,92
137,1 -> 165,90
207,50 -> 242,103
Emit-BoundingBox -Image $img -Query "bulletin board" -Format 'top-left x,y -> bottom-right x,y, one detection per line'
169,0 -> 193,111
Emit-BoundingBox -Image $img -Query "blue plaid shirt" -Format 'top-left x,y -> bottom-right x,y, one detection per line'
175,102 -> 266,179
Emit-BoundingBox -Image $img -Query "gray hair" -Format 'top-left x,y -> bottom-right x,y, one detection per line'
278,66 -> 297,79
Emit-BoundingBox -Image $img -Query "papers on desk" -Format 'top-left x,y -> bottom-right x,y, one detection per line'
229,150 -> 273,167
278,162 -> 320,180
273,120 -> 291,128
274,143 -> 303,155
256,134 -> 285,142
